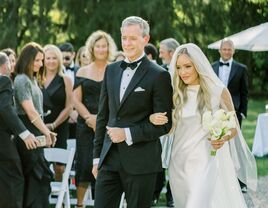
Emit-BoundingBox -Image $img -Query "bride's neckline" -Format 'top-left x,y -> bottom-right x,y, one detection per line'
187,84 -> 200,90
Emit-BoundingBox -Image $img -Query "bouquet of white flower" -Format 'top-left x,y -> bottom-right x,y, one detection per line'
202,109 -> 236,156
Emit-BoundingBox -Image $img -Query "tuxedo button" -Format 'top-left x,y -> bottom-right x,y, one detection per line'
117,117 -> 121,121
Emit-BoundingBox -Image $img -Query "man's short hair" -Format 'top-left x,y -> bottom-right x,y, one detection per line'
121,16 -> 150,37
59,42 -> 75,52
0,52 -> 9,67
160,38 -> 179,52
145,43 -> 158,60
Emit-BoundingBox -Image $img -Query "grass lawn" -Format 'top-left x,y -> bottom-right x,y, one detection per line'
242,98 -> 268,176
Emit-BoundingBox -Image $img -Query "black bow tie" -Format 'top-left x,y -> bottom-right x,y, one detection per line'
66,66 -> 74,71
219,62 -> 230,67
120,57 -> 144,70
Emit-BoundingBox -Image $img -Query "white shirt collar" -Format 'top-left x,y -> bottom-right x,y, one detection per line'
124,52 -> 145,63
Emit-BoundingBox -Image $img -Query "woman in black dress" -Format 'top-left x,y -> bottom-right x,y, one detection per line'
14,42 -> 56,208
42,44 -> 73,181
73,30 -> 117,207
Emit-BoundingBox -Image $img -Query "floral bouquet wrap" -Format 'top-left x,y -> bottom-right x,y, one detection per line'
202,109 -> 236,156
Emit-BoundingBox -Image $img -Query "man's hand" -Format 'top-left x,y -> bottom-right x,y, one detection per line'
106,126 -> 126,143
92,164 -> 98,179
23,133 -> 40,150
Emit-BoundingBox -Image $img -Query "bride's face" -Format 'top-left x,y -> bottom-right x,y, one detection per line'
176,54 -> 199,85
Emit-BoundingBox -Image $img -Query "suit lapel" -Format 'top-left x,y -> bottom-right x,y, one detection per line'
118,58 -> 149,110
228,61 -> 237,85
215,62 -> 220,76
114,66 -> 124,108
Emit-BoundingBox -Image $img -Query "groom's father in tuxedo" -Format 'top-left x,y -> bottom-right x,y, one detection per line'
0,52 -> 39,208
212,38 -> 248,193
92,16 -> 173,208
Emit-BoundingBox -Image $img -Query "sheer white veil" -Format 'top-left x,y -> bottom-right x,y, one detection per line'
169,43 -> 257,191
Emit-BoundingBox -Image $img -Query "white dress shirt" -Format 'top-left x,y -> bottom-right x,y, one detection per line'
218,58 -> 233,86
120,53 -> 145,146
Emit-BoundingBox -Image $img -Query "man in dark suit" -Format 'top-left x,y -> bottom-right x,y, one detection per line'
212,38 -> 248,127
92,16 -> 173,208
212,38 -> 248,192
0,52 -> 39,208
59,42 -> 79,139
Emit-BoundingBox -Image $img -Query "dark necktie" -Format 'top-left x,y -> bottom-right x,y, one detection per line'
120,56 -> 145,70
219,62 -> 230,67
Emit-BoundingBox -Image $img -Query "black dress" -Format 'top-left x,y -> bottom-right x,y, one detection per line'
74,77 -> 102,185
42,74 -> 69,149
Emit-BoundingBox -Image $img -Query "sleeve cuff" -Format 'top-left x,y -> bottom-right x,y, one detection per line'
19,130 -> 31,140
125,128 -> 133,146
93,158 -> 100,165
240,113 -> 246,119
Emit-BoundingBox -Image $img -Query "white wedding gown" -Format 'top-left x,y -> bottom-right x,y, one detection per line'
168,85 -> 247,208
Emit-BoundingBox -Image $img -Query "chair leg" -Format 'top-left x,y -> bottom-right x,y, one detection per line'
65,189 -> 71,208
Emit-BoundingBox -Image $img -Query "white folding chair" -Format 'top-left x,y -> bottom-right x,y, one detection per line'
66,139 -> 76,190
44,147 -> 75,208
119,192 -> 126,208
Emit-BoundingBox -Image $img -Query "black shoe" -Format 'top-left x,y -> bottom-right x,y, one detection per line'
151,199 -> 158,207
166,200 -> 174,207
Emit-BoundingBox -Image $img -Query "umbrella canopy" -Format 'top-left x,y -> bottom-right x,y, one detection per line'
208,22 -> 268,51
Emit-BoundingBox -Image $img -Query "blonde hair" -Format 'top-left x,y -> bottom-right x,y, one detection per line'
172,48 -> 211,125
85,30 -> 117,63
43,44 -> 64,76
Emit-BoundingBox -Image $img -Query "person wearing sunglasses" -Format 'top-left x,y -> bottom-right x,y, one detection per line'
59,42 -> 79,139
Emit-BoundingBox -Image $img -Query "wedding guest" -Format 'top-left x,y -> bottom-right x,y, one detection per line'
14,42 -> 56,208
73,30 -> 117,207
0,52 -> 38,208
152,37 -> 179,207
212,39 -> 248,127
75,46 -> 91,67
92,16 -> 173,208
59,42 -> 79,139
1,48 -> 17,80
144,43 -> 158,63
159,38 -> 179,69
212,38 -> 249,192
42,44 -> 73,181
150,43 -> 257,208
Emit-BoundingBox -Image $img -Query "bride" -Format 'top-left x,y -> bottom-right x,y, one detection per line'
150,43 -> 257,207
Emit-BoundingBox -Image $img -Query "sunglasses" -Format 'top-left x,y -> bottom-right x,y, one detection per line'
63,56 -> 71,61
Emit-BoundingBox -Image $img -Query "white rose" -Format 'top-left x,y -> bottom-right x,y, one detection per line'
202,111 -> 212,128
214,109 -> 226,121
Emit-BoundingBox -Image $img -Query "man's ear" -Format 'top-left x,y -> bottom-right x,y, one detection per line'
72,52 -> 76,59
144,35 -> 150,44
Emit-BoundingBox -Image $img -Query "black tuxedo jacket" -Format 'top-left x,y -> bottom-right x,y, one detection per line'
212,60 -> 248,117
93,56 -> 173,175
0,75 -> 26,160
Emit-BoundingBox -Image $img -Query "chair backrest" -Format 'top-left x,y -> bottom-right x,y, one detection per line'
44,148 -> 75,208
44,147 -> 75,179
67,139 -> 76,151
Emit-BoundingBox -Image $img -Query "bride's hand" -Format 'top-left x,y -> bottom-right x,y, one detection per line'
210,135 -> 229,150
149,112 -> 168,125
